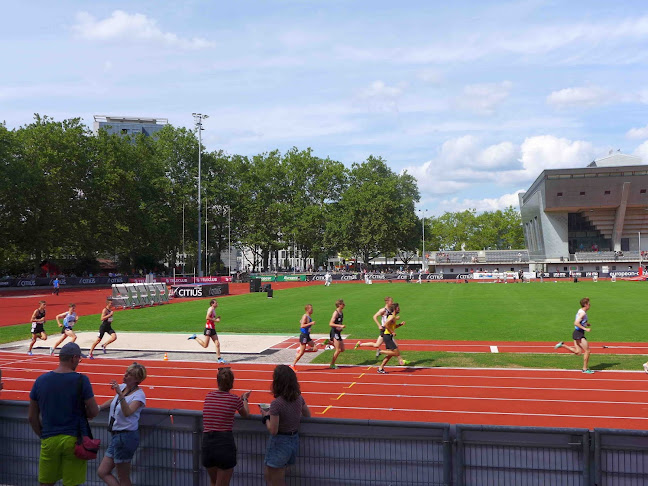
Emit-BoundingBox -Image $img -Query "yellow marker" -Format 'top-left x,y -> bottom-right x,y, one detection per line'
357,373 -> 365,378
344,382 -> 356,389
335,393 -> 345,400
318,405 -> 332,415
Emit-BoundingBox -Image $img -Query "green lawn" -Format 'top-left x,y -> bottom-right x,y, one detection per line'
1,281 -> 646,370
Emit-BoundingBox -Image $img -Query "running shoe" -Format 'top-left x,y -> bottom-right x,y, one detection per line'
188,334 -> 197,340
89,355 -> 94,360
375,349 -> 381,358
582,369 -> 595,374
354,341 -> 361,350
554,342 -> 564,349
102,344 -> 107,354
644,363 -> 648,374
217,357 -> 227,364
329,364 -> 338,369
49,347 -> 54,356
401,360 -> 411,366
27,351 -> 33,356
377,368 -> 387,374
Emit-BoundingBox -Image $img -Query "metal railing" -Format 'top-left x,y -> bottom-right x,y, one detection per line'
1,400 -> 647,485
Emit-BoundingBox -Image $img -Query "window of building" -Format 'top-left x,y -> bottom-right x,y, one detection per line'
557,192 -> 563,196
604,190 -> 610,195
595,266 -> 599,271
580,191 -> 585,196
579,266 -> 583,271
612,266 -> 616,270
121,129 -> 128,134
641,189 -> 646,194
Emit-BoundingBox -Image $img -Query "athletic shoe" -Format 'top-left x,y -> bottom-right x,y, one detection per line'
555,342 -> 564,349
582,369 -> 594,374
217,358 -> 227,364
329,364 -> 338,369
375,349 -> 381,358
27,351 -> 33,356
188,334 -> 197,340
89,355 -> 94,360
377,368 -> 387,374
643,363 -> 648,374
354,341 -> 361,350
49,347 -> 54,356
401,360 -> 410,366
102,344 -> 107,354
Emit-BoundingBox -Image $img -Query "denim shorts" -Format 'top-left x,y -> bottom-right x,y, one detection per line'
264,434 -> 299,469
105,430 -> 140,464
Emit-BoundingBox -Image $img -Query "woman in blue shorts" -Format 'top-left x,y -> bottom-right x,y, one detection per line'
261,365 -> 310,486
51,303 -> 78,355
97,362 -> 147,485
291,304 -> 320,370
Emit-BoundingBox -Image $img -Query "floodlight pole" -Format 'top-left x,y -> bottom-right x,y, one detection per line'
419,209 -> 428,271
193,113 -> 208,277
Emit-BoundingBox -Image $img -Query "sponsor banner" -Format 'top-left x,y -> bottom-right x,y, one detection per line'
171,283 -> 230,298
132,276 -> 231,284
249,275 -> 307,282
8,276 -> 127,287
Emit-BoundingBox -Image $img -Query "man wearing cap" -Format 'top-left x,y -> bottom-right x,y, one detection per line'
28,342 -> 99,486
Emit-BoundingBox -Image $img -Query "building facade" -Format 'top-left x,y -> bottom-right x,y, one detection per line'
519,153 -> 648,261
93,116 -> 168,138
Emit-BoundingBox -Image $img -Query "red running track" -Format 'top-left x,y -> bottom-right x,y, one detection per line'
3,351 -> 648,431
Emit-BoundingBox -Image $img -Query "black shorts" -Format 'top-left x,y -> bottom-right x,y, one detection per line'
572,329 -> 586,341
379,327 -> 385,337
98,321 -> 115,339
61,327 -> 73,334
202,431 -> 237,470
31,323 -> 45,335
299,332 -> 312,344
204,328 -> 218,338
383,334 -> 398,350
330,328 -> 342,341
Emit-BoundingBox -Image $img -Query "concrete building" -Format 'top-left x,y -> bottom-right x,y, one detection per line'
93,116 -> 168,138
519,152 -> 648,261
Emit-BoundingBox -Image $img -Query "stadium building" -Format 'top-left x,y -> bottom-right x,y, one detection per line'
93,115 -> 168,138
519,152 -> 648,272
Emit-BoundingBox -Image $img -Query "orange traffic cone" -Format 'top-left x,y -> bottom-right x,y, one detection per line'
163,353 -> 169,361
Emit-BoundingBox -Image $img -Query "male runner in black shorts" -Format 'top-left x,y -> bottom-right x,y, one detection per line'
89,299 -> 117,359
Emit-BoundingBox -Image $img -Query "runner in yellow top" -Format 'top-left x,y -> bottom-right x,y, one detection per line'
376,303 -> 410,374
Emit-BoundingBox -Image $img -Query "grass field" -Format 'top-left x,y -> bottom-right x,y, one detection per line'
1,281 -> 646,370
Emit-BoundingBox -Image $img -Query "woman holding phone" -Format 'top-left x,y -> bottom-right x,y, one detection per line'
201,367 -> 251,486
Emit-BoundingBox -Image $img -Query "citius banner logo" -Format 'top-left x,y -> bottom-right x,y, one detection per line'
174,287 -> 203,298
209,287 -> 223,296
79,278 -> 96,284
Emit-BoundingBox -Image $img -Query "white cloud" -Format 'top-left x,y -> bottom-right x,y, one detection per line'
633,140 -> 648,163
627,124 -> 648,140
458,81 -> 512,115
438,190 -> 525,213
73,11 -> 214,49
357,80 -> 404,112
546,86 -> 614,108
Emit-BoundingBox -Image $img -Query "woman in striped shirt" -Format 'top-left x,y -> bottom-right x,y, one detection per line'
201,367 -> 251,486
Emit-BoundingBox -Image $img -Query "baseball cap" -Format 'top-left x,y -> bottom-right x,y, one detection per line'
59,342 -> 87,358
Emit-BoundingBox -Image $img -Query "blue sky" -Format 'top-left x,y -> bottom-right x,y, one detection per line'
3,1 -> 648,215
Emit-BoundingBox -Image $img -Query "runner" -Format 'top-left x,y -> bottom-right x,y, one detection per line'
555,297 -> 594,374
377,303 -> 409,373
52,276 -> 60,296
290,304 -> 320,370
50,303 -> 78,355
27,301 -> 48,356
89,299 -> 117,359
324,271 -> 332,287
189,299 -> 227,363
354,296 -> 393,355
328,299 -> 346,369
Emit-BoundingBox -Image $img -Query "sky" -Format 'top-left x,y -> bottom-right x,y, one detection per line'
3,1 -> 648,215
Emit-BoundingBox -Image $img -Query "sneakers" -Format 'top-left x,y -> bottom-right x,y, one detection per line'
354,341 -> 361,350
555,342 -> 564,349
89,354 -> 95,360
643,363 -> 648,374
27,351 -> 33,356
49,347 -> 54,356
217,358 -> 227,364
377,368 -> 387,374
375,349 -> 381,358
102,344 -> 107,354
582,369 -> 595,374
188,334 -> 197,340
329,364 -> 338,369
401,360 -> 410,366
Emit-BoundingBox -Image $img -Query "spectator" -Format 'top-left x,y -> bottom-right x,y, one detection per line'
97,362 -> 147,486
201,367 -> 251,486
28,342 -> 99,486
261,365 -> 311,486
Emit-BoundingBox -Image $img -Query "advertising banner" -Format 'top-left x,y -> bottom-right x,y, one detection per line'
250,275 -> 307,282
132,276 -> 232,284
171,283 -> 230,298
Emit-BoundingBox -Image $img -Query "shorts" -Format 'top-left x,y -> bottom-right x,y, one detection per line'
202,431 -> 237,470
39,434 -> 87,486
379,327 -> 385,337
105,430 -> 140,464
62,326 -> 74,334
204,328 -> 218,338
329,328 -> 342,341
572,329 -> 586,341
264,433 -> 299,469
299,332 -> 312,344
383,334 -> 397,351
98,321 -> 115,339
31,323 -> 45,334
